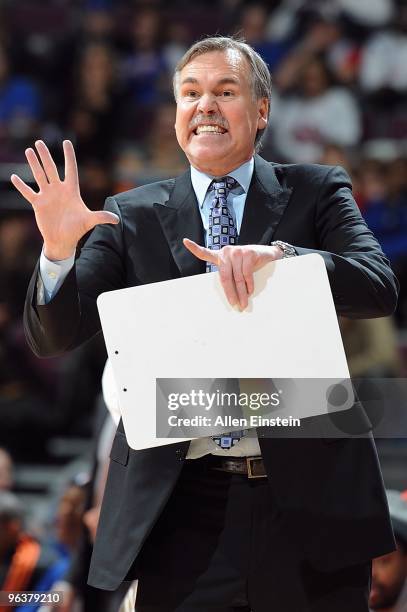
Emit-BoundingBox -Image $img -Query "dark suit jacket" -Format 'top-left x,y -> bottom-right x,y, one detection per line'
24,156 -> 398,590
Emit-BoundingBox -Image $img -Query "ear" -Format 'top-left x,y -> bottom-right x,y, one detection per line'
257,97 -> 269,131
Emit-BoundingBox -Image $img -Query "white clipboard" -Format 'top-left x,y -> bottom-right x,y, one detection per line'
97,254 -> 353,450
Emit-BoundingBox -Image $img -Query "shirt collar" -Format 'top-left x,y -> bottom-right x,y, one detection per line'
190,157 -> 254,208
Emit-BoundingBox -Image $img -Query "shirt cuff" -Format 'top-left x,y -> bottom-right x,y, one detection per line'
38,247 -> 75,304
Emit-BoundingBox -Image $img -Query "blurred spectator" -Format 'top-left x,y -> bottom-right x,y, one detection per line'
319,143 -> 354,176
80,158 -> 115,212
161,22 -> 189,74
273,17 -> 344,92
339,317 -> 401,378
0,491 -> 58,605
356,156 -> 407,326
114,100 -> 188,190
49,333 -> 107,438
0,212 -> 40,314
240,3 -> 292,71
0,449 -> 13,491
114,7 -> 169,144
54,482 -> 87,555
21,481 -> 87,609
0,210 -> 60,460
269,11 -> 359,93
120,7 -> 168,108
13,482 -> 87,612
0,43 -> 41,159
265,0 -> 394,42
61,42 -> 124,164
271,55 -> 361,163
42,2 -> 118,142
43,375 -> 126,612
355,158 -> 388,213
337,0 -> 394,29
369,490 -> 407,611
358,4 -> 407,142
81,1 -> 115,42
0,320 -> 55,460
359,5 -> 407,94
360,158 -> 407,263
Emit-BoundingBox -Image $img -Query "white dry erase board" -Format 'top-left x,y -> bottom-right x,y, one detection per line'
97,254 -> 353,450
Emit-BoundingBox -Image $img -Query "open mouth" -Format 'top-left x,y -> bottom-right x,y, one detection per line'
193,125 -> 228,135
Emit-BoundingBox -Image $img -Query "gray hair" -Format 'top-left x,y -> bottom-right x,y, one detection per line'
173,36 -> 271,151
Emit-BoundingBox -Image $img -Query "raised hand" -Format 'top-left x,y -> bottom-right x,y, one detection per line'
183,238 -> 283,310
10,140 -> 119,261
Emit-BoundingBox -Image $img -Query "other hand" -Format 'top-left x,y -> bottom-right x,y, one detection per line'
10,140 -> 119,261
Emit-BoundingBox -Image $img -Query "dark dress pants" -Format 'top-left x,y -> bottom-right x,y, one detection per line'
134,454 -> 371,611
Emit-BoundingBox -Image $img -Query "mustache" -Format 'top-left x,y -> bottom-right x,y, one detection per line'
189,115 -> 229,131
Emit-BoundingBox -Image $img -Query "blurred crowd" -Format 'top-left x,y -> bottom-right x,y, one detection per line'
1,445 -> 407,611
0,0 -> 406,609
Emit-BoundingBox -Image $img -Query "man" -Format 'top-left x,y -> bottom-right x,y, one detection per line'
14,37 -> 397,610
369,491 -> 407,612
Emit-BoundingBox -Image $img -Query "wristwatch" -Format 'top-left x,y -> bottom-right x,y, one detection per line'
270,240 -> 297,258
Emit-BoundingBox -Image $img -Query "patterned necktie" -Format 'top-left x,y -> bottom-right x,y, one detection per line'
206,176 -> 238,273
207,176 -> 247,450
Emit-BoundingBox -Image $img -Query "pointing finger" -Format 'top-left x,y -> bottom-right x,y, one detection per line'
183,238 -> 218,264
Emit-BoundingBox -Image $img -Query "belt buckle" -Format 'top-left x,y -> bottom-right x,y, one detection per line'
246,456 -> 266,479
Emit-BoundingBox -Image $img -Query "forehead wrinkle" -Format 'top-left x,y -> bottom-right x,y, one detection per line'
216,77 -> 240,86
180,76 -> 198,84
182,49 -> 247,78
180,75 -> 240,87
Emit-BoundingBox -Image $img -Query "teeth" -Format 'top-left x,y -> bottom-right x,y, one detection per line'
196,125 -> 226,134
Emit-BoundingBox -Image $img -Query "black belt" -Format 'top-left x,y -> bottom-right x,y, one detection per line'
206,455 -> 267,479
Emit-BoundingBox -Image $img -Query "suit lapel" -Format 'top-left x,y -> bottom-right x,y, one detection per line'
154,169 -> 206,277
154,156 -> 292,276
238,155 -> 292,246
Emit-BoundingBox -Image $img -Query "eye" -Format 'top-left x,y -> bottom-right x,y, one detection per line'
221,90 -> 234,97
185,90 -> 199,98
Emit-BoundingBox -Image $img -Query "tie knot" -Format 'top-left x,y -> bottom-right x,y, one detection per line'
211,176 -> 238,195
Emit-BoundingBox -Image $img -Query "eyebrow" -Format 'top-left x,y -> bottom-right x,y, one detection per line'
180,77 -> 240,87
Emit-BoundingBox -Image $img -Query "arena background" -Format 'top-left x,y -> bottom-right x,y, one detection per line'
0,0 -> 406,608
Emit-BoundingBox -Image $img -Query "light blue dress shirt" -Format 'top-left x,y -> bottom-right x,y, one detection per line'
191,157 -> 254,244
38,158 -> 255,303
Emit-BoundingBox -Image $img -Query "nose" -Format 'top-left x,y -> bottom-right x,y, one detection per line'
197,92 -> 218,114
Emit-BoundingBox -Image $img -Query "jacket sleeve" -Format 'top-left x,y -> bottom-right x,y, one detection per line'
294,165 -> 399,318
24,196 -> 126,357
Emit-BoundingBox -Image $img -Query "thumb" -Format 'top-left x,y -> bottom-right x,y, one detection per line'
89,210 -> 120,228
